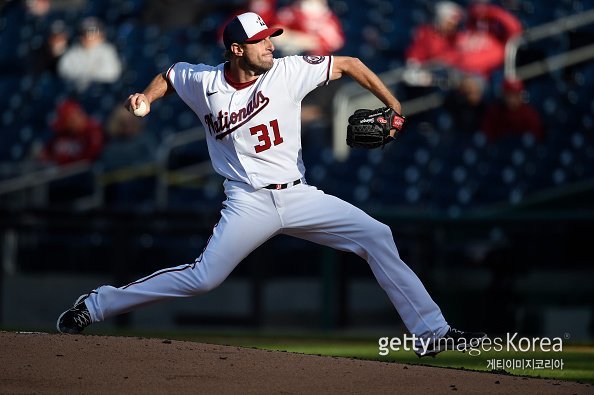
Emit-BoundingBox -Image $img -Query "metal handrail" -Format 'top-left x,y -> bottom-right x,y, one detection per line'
0,161 -> 92,196
0,126 -> 213,209
514,43 -> 594,80
155,127 -> 211,207
504,8 -> 594,79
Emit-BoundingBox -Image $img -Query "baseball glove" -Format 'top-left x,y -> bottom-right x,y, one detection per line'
346,107 -> 406,149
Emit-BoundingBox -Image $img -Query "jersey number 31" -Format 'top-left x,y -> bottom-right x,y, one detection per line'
250,119 -> 284,153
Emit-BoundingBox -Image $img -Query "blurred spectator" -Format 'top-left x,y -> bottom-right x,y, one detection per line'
273,0 -> 345,55
466,0 -> 522,43
444,75 -> 487,133
405,1 -> 463,69
402,1 -> 465,89
29,19 -> 69,76
38,99 -> 104,165
25,0 -> 86,16
100,106 -> 156,172
57,17 -> 122,92
404,1 -> 522,85
455,1 -> 522,78
247,0 -> 277,24
480,78 -> 544,142
25,0 -> 50,16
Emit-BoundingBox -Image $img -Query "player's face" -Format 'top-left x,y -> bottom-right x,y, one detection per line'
240,37 -> 275,75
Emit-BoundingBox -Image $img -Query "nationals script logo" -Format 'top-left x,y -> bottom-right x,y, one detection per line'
204,90 -> 270,140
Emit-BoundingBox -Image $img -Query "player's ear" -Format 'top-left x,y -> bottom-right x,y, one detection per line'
230,43 -> 244,57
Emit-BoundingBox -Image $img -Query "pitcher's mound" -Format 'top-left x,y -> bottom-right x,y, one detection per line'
0,331 -> 588,394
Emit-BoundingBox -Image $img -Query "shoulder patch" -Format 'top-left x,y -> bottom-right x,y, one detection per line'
302,55 -> 325,64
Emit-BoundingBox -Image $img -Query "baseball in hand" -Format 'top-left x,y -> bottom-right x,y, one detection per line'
133,101 -> 148,117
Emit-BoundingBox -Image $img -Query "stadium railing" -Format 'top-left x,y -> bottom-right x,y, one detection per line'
504,8 -> 594,80
0,125 -> 212,210
154,126 -> 209,208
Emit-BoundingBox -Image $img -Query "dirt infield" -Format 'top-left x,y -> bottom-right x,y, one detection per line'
0,331 -> 590,394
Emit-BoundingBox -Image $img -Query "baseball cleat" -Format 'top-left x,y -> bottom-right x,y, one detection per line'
56,295 -> 92,334
415,327 -> 488,358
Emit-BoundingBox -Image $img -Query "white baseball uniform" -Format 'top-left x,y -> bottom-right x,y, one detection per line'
82,55 -> 449,340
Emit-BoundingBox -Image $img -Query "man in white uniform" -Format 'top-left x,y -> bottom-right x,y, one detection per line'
57,12 -> 486,357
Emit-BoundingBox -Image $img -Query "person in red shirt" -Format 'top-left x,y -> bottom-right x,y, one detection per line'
245,0 -> 277,25
466,1 -> 522,43
405,1 -> 522,80
480,79 -> 544,142
39,99 -> 104,165
272,0 -> 345,55
455,1 -> 523,78
405,1 -> 463,68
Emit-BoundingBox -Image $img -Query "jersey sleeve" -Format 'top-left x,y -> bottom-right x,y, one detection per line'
166,62 -> 214,106
280,55 -> 334,103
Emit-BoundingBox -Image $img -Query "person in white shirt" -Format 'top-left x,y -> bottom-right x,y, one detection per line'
58,17 -> 122,92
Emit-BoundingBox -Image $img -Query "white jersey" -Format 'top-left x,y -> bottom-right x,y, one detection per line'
166,55 -> 334,189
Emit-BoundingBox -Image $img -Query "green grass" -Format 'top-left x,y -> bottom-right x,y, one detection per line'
97,330 -> 594,383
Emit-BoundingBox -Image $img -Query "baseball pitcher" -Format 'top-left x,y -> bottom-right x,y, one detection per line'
57,12 -> 486,357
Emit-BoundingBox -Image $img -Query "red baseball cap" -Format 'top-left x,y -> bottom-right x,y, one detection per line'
223,12 -> 283,49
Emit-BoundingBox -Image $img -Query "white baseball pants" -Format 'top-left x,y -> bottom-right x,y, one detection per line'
84,180 -> 449,339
